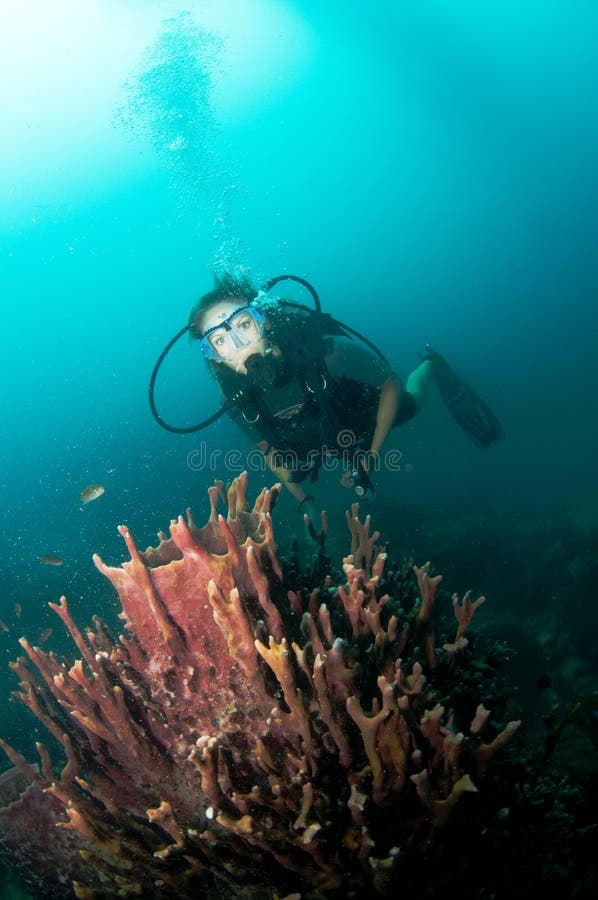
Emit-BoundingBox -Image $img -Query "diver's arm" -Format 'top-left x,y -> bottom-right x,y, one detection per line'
369,376 -> 401,458
258,442 -> 308,505
261,444 -> 323,545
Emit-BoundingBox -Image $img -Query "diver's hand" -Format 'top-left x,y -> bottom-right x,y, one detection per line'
340,470 -> 354,488
340,454 -> 376,498
354,458 -> 376,498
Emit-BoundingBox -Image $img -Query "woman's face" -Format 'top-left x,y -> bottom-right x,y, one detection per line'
200,297 -> 267,374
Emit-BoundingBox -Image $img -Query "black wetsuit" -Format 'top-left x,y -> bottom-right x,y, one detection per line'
221,329 -> 417,480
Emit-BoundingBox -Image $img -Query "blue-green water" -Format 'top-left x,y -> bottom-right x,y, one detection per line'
1,1 -> 597,893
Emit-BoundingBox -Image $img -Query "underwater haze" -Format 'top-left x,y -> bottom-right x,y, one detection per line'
1,0 -> 598,893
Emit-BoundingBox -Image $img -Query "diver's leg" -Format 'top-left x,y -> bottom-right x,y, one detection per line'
405,360 -> 433,411
391,361 -> 431,428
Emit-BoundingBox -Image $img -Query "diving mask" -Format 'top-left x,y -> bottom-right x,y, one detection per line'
199,305 -> 266,361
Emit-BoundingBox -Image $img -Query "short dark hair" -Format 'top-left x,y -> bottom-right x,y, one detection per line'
188,272 -> 257,339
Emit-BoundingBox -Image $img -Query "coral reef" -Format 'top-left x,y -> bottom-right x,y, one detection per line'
0,475 -> 522,898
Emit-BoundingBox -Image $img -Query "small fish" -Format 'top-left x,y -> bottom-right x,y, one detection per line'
39,628 -> 53,644
14,602 -> 22,619
37,554 -> 63,566
80,484 -> 105,504
0,619 -> 9,633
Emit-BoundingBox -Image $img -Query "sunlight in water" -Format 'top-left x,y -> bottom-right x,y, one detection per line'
0,0 -> 314,179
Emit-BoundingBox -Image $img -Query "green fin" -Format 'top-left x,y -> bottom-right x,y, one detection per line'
423,346 -> 505,449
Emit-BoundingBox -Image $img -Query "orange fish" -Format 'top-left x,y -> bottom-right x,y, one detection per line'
80,484 -> 105,504
37,555 -> 63,566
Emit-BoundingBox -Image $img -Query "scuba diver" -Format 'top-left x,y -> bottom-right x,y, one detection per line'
149,272 -> 504,539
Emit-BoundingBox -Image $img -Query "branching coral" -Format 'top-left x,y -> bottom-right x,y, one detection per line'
0,475 -> 520,898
